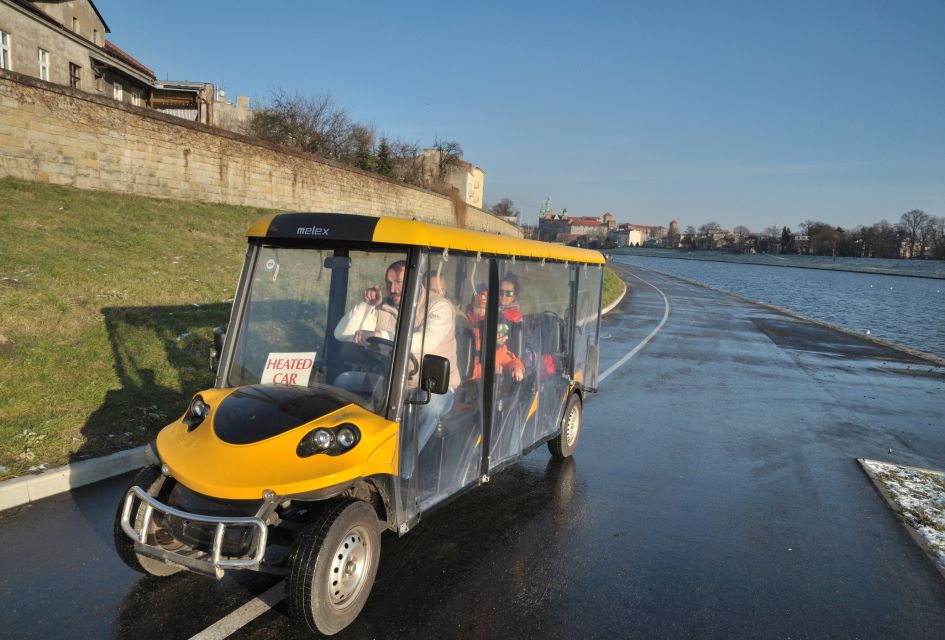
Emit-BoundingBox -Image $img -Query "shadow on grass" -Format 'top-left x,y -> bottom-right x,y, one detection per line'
70,302 -> 232,468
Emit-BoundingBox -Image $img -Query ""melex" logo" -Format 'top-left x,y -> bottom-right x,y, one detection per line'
297,226 -> 330,236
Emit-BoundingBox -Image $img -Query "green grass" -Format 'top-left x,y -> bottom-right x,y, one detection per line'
602,266 -> 625,308
0,177 -> 271,478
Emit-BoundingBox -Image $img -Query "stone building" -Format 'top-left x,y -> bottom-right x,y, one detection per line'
0,0 -> 153,104
667,219 -> 680,248
538,209 -> 615,244
420,148 -> 485,208
0,0 -> 249,128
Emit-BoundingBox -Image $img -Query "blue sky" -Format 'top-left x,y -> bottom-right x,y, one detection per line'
96,0 -> 944,230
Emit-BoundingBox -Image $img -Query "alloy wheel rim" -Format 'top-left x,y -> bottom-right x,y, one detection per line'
565,405 -> 580,447
327,524 -> 372,609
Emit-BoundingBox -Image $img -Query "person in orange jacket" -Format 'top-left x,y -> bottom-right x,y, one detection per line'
495,322 -> 525,382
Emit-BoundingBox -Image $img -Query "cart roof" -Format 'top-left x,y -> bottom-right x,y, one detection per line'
247,213 -> 605,265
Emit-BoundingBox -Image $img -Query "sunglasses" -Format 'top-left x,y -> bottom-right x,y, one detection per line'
499,290 -> 515,297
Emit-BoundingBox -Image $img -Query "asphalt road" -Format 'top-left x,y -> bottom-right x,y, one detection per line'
2,265 -> 944,639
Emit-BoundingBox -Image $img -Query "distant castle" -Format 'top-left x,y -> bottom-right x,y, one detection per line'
538,199 -> 673,248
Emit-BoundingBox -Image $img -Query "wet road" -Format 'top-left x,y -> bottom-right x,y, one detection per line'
3,265 -> 945,639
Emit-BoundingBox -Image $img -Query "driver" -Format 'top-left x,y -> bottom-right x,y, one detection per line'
334,260 -> 458,478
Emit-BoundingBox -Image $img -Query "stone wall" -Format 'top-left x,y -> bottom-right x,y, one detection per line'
0,70 -> 519,235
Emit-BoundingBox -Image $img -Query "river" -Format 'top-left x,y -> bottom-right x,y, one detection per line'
612,255 -> 945,360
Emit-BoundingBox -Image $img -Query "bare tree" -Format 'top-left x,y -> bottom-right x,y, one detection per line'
387,138 -> 424,186
490,198 -> 519,220
900,209 -> 929,258
249,89 -> 354,160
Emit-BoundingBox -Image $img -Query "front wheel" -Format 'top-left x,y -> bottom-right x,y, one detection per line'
287,499 -> 381,636
113,465 -> 183,577
548,393 -> 582,459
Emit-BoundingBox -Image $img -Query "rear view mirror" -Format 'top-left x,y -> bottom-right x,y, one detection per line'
210,326 -> 226,371
420,355 -> 450,395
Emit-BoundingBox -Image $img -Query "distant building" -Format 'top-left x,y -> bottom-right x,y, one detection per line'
668,219 -> 680,248
420,148 -> 484,209
539,209 -> 609,243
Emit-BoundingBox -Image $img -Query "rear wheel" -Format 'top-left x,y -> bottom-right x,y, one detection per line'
113,465 -> 183,577
548,393 -> 582,459
287,499 -> 381,635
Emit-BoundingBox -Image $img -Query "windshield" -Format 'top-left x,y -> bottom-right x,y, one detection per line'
225,245 -> 409,413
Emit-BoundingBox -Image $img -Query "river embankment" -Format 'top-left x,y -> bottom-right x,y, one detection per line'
611,254 -> 945,360
610,248 -> 945,280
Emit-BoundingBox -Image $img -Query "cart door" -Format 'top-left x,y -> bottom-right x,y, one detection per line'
572,264 -> 603,389
397,253 -> 487,523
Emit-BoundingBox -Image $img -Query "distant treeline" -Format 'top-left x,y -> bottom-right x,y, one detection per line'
683,210 -> 943,259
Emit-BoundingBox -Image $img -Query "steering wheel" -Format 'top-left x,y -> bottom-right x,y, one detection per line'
365,336 -> 420,378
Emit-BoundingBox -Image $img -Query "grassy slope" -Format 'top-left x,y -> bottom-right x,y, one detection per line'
0,177 -> 269,477
602,266 -> 624,308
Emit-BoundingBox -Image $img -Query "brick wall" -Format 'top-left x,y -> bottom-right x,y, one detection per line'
0,70 -> 519,235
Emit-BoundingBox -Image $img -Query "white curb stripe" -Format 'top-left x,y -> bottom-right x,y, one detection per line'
189,581 -> 286,640
598,271 -> 670,383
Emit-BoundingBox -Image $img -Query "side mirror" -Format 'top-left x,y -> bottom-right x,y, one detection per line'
406,354 -> 450,404
421,354 -> 450,395
210,326 -> 226,371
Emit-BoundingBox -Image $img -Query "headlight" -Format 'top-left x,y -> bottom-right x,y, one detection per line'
337,427 -> 356,448
313,429 -> 334,450
297,424 -> 361,458
183,395 -> 210,430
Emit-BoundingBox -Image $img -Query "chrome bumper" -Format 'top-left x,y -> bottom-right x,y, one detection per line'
120,485 -> 268,579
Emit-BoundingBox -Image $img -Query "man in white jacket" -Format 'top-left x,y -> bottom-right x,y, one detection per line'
334,260 -> 458,477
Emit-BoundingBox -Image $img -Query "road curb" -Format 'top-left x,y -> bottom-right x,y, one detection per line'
1,273 -> 632,513
601,278 -> 628,315
0,446 -> 146,512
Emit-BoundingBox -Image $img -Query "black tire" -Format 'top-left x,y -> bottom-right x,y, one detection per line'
548,393 -> 582,459
113,465 -> 183,577
287,499 -> 381,636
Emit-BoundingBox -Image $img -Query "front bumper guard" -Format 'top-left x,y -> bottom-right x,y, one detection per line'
120,485 -> 268,579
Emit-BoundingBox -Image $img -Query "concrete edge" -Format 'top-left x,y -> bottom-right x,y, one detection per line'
856,458 -> 945,581
616,262 -> 945,368
0,446 -> 146,512
601,277 -> 629,316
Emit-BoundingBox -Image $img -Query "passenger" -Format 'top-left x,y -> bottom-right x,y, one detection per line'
495,323 -> 525,382
498,273 -> 523,324
465,284 -> 488,380
334,260 -> 458,478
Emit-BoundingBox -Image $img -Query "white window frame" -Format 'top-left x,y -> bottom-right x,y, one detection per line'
1,31 -> 11,71
37,48 -> 49,81
113,82 -> 123,102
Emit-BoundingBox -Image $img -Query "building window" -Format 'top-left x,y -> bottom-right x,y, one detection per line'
113,82 -> 123,102
1,31 -> 10,71
93,29 -> 100,45
131,92 -> 141,107
72,17 -> 79,35
69,62 -> 81,88
37,48 -> 49,80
